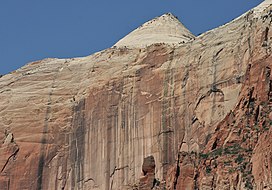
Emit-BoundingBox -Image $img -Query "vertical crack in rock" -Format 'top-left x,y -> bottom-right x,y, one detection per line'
181,71 -> 189,89
173,153 -> 181,189
262,27 -> 269,47
193,169 -> 199,190
269,79 -> 272,102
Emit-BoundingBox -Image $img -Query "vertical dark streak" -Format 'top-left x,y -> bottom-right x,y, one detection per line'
211,51 -> 219,119
37,71 -> 58,190
70,99 -> 86,190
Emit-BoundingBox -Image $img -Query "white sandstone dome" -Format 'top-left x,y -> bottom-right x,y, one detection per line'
114,13 -> 195,48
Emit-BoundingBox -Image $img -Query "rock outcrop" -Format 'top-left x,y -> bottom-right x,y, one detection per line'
114,13 -> 195,48
0,1 -> 272,189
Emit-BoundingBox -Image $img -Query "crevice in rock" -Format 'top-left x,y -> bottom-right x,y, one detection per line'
195,94 -> 206,109
110,166 -> 117,178
194,170 -> 199,190
158,129 -> 174,136
61,168 -> 71,190
110,179 -> 114,190
265,67 -> 271,99
151,178 -> 160,189
262,27 -> 269,47
247,87 -> 255,108
269,80 -> 272,101
1,146 -> 19,173
195,87 -> 224,110
211,139 -> 218,150
191,116 -> 198,124
110,165 -> 129,178
211,175 -> 216,189
265,66 -> 271,79
173,153 -> 181,190
84,177 -> 95,183
254,105 -> 260,123
245,64 -> 252,82
215,48 -> 224,57
181,71 -> 189,88
46,153 -> 58,166
210,85 -> 223,94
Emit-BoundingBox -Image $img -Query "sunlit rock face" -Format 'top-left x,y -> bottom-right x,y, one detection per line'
0,1 -> 272,189
114,13 -> 195,48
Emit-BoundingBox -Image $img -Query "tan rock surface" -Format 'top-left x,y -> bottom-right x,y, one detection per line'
0,1 -> 272,189
114,13 -> 195,48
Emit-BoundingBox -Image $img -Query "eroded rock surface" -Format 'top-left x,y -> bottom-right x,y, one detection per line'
0,1 -> 272,189
114,13 -> 195,48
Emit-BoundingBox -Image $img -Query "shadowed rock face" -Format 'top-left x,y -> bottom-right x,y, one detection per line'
0,1 -> 272,190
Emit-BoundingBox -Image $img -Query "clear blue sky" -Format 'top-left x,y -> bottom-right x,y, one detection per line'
0,0 -> 263,75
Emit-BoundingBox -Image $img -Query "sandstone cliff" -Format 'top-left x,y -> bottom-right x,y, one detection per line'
0,1 -> 272,190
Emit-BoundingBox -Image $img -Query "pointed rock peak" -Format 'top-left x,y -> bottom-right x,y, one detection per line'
144,12 -> 179,25
114,13 -> 195,48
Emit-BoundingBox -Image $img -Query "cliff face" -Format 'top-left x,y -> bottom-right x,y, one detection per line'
0,1 -> 272,190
